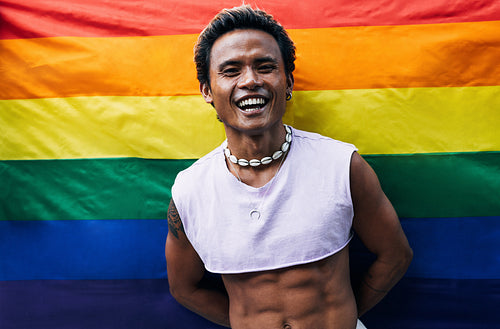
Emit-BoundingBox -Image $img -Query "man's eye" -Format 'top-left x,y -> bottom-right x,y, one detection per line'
258,65 -> 276,73
221,68 -> 239,76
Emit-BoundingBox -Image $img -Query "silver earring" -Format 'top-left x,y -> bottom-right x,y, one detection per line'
286,92 -> 292,101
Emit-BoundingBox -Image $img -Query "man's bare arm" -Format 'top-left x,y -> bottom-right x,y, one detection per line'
350,152 -> 413,317
165,199 -> 231,327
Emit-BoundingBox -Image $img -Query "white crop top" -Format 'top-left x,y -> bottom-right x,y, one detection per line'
171,127 -> 357,274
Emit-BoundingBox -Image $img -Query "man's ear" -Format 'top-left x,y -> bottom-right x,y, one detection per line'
286,73 -> 294,95
200,82 -> 213,104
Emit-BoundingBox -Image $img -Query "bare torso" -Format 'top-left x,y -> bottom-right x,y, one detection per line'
221,246 -> 357,329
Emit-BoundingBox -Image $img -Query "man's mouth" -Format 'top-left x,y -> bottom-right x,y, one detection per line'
236,97 -> 268,112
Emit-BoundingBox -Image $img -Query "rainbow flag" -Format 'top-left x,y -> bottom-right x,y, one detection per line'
1,0 -> 499,328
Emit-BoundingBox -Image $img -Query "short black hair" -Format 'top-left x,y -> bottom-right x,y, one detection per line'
194,5 -> 296,85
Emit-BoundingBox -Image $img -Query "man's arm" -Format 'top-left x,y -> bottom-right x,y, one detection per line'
349,152 -> 413,317
165,199 -> 231,327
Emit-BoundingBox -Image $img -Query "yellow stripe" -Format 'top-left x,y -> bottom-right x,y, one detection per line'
0,96 -> 225,160
1,86 -> 499,160
291,86 -> 500,155
1,21 -> 499,99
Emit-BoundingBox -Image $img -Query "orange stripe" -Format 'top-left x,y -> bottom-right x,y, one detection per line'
0,34 -> 200,99
291,21 -> 500,91
1,21 -> 499,100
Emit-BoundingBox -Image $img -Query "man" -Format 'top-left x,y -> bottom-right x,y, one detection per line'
165,6 -> 413,329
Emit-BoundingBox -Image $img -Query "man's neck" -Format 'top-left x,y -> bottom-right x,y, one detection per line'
224,122 -> 286,160
223,122 -> 288,188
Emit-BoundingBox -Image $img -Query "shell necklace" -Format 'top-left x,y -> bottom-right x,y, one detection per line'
224,126 -> 291,220
224,125 -> 292,167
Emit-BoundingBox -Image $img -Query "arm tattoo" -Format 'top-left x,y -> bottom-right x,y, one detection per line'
167,199 -> 185,239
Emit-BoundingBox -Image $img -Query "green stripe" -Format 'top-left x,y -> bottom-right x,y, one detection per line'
1,152 -> 498,220
365,152 -> 500,218
0,158 -> 194,221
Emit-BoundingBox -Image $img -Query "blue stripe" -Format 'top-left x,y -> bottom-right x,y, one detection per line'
0,219 -> 168,280
0,217 -> 499,280
0,278 -> 498,329
401,216 -> 500,279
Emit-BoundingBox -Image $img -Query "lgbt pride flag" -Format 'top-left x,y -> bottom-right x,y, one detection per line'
1,0 -> 499,328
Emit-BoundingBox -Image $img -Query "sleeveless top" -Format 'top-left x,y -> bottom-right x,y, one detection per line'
171,127 -> 357,274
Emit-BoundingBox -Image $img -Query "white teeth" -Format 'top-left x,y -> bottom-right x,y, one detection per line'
238,98 -> 266,108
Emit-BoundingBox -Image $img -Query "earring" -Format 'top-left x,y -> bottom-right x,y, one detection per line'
286,92 -> 292,101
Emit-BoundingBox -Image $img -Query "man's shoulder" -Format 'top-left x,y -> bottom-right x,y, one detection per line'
173,144 -> 222,189
292,127 -> 357,153
188,145 -> 222,170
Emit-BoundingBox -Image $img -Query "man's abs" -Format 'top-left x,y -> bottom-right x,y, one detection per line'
222,246 -> 357,329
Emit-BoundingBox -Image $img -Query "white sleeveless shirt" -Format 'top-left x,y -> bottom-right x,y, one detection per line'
171,127 -> 357,274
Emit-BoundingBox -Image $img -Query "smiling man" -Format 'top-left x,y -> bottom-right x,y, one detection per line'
165,6 -> 412,329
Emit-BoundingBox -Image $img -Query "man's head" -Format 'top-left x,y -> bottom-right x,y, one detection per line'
194,5 -> 296,87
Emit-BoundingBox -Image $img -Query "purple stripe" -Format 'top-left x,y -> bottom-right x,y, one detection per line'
0,278 -> 498,328
0,279 -> 223,329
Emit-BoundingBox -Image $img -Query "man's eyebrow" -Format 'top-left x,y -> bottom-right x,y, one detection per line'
217,60 -> 241,71
217,57 -> 279,71
254,56 -> 279,65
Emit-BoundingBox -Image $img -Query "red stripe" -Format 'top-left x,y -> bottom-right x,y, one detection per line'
2,0 -> 500,39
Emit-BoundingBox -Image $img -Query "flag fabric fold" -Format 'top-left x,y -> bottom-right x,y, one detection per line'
1,1 -> 499,328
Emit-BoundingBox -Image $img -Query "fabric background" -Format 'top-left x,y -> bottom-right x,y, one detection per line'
1,0 -> 499,328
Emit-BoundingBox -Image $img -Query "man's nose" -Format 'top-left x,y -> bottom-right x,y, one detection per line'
237,68 -> 263,89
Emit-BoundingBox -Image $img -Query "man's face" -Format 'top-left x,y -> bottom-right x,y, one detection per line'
200,29 -> 293,134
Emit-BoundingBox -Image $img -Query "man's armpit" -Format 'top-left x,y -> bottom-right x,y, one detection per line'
167,199 -> 185,239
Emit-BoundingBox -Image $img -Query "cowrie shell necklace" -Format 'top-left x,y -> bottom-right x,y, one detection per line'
224,125 -> 292,167
224,125 -> 291,220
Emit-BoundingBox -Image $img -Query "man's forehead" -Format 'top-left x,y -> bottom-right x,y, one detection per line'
209,29 -> 282,66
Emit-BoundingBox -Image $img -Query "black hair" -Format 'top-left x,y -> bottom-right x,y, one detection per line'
194,5 -> 296,85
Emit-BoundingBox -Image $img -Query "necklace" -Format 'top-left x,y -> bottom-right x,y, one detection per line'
224,125 -> 291,220
227,153 -> 287,220
224,125 -> 292,167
